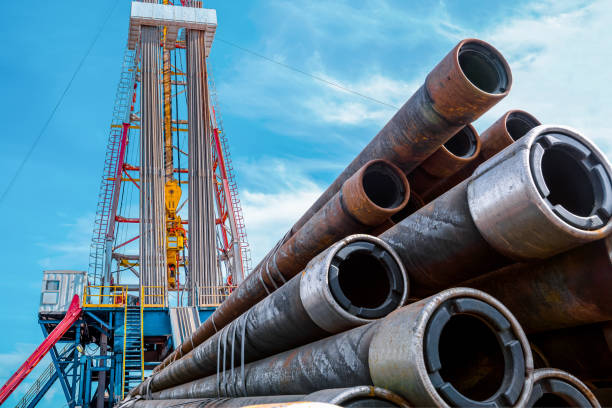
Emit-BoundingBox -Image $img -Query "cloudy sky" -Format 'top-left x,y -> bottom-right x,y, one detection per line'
0,0 -> 610,405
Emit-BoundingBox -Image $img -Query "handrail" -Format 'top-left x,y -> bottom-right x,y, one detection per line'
121,299 -> 128,399
82,285 -> 126,308
140,294 -> 145,381
198,285 -> 237,307
140,286 -> 166,308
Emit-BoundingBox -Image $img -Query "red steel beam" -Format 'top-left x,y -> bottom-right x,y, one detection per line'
0,295 -> 82,405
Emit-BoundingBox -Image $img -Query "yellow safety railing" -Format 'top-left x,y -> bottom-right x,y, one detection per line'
140,286 -> 166,308
121,300 -> 128,399
198,285 -> 237,307
82,285 -> 126,308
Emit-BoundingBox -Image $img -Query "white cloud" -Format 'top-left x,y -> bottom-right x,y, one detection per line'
37,214 -> 94,271
237,158 -> 325,264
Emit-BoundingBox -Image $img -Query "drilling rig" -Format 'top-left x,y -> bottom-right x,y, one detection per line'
0,1 -> 251,406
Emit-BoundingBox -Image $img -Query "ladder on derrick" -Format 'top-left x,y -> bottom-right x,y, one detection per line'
121,302 -> 144,398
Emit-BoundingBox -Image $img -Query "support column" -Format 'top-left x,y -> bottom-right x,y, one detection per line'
139,24 -> 167,305
186,29 -> 217,306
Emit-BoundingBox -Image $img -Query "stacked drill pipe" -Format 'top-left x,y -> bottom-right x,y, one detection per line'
530,323 -> 612,385
257,38 -> 512,275
156,159 -> 410,370
145,288 -> 534,408
187,29 -> 218,306
424,110 -> 541,203
527,369 -> 601,408
140,24 -> 168,299
156,37 -> 513,372
288,38 -> 511,240
132,235 -> 407,396
378,125 -> 612,297
124,386 -> 410,407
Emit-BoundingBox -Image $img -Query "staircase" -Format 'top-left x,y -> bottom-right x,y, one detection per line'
122,304 -> 144,398
14,344 -> 71,408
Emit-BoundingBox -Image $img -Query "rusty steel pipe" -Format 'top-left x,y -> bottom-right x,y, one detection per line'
153,160 -> 409,372
464,237 -> 612,333
426,110 -> 541,203
530,323 -> 612,384
527,369 -> 601,408
379,125 -> 612,297
150,288 -> 533,408
289,38 -> 511,238
133,235 -> 407,396
125,387 -> 410,408
407,124 -> 481,204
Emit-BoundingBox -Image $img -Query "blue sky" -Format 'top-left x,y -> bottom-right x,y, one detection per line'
0,0 -> 610,406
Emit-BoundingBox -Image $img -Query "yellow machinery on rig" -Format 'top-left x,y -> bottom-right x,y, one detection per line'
165,179 -> 186,289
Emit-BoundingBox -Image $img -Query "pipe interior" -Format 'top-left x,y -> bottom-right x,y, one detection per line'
541,148 -> 596,217
458,43 -> 508,94
506,112 -> 539,141
444,127 -> 478,158
532,393 -> 572,407
438,314 -> 505,401
363,163 -> 405,209
337,252 -> 391,309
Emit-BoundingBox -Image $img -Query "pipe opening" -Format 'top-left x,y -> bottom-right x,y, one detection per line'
438,314 -> 505,401
458,42 -> 509,94
363,162 -> 406,209
506,112 -> 540,141
424,298 -> 525,407
532,133 -> 612,230
337,252 -> 390,309
542,149 -> 595,217
329,241 -> 405,319
444,126 -> 478,158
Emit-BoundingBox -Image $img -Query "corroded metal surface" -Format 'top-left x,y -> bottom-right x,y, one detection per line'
126,386 -> 409,408
425,110 -> 541,202
408,125 -> 480,204
530,323 -> 612,384
465,237 -> 612,333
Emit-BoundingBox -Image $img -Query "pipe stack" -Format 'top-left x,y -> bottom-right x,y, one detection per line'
125,37 -> 612,407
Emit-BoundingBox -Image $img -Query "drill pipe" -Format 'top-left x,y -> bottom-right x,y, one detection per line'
150,288 -> 533,408
530,323 -> 612,383
464,237 -> 612,333
124,386 -> 409,408
425,110 -> 541,203
379,125 -> 612,297
526,369 -> 601,408
154,159 -> 409,372
407,124 -> 481,204
133,235 -> 408,396
230,38 -> 513,318
290,38 -> 511,240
